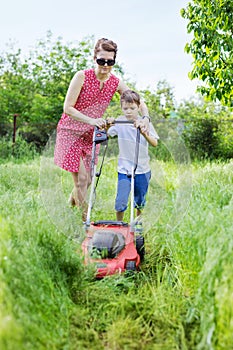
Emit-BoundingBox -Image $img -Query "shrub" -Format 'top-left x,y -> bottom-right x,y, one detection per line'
0,134 -> 38,161
182,118 -> 220,159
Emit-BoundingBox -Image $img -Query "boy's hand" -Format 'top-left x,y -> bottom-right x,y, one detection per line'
134,119 -> 148,135
106,117 -> 115,129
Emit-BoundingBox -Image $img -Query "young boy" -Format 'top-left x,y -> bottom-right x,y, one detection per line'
107,90 -> 159,221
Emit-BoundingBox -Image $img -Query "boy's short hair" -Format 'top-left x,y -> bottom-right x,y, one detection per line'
120,90 -> 140,107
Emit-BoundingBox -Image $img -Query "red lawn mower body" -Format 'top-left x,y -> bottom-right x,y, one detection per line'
82,220 -> 141,278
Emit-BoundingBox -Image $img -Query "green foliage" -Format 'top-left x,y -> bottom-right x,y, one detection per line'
0,134 -> 38,161
177,98 -> 233,159
140,80 -> 176,121
104,92 -> 122,120
183,118 -> 220,159
0,32 -> 95,148
181,0 -> 233,107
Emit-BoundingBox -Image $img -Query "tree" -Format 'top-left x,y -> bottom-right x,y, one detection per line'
0,33 -> 94,128
181,0 -> 233,107
140,80 -> 176,121
0,32 -> 128,148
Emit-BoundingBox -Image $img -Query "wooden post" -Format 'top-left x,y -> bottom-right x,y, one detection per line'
13,113 -> 19,144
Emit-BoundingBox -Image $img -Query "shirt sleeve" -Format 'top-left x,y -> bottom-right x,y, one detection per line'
108,125 -> 118,137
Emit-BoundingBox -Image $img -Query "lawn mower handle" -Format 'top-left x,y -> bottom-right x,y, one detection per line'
112,120 -> 134,124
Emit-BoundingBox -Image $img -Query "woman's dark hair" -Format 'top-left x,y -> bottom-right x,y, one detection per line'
120,90 -> 141,107
94,38 -> 118,59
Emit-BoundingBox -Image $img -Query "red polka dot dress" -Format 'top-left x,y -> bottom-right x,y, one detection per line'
54,68 -> 119,172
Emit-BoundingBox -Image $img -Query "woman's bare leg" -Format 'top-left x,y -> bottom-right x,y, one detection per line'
70,158 -> 91,220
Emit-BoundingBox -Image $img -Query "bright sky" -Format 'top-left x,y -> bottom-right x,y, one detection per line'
1,0 -> 199,102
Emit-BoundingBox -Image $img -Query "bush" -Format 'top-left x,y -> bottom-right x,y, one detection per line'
182,118 -> 220,159
19,122 -> 57,150
177,98 -> 233,160
0,134 -> 38,161
181,118 -> 233,160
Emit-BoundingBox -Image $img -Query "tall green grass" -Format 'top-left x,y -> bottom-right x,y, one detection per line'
0,157 -> 232,349
0,160 -> 91,349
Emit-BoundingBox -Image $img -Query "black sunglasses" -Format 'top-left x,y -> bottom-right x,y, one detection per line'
96,58 -> 115,66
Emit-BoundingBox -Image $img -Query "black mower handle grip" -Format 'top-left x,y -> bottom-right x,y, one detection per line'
112,120 -> 134,124
93,220 -> 128,226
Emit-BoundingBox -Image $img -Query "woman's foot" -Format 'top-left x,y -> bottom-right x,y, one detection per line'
82,202 -> 88,222
82,211 -> 87,222
68,193 -> 76,206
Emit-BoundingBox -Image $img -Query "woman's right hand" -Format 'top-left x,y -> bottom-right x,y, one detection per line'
91,118 -> 106,129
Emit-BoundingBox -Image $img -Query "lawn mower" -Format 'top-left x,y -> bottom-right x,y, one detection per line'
81,122 -> 145,278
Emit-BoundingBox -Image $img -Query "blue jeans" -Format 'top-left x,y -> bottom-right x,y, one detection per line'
115,171 -> 151,212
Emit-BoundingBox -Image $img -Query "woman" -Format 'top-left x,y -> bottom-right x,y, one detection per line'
54,38 -> 150,220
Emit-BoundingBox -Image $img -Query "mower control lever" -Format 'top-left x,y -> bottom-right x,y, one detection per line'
94,128 -> 108,144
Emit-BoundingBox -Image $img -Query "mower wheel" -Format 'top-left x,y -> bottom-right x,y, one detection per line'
125,261 -> 136,272
136,235 -> 145,261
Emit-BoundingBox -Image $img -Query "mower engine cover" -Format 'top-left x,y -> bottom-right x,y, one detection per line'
88,230 -> 125,259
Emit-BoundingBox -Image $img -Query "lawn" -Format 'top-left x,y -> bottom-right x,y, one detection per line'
0,155 -> 233,349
